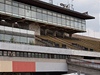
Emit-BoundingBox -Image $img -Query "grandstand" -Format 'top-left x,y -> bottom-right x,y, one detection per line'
35,32 -> 100,52
0,0 -> 99,75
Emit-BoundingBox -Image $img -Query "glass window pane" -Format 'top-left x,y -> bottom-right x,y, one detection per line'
24,52 -> 28,57
48,15 -> 52,22
58,17 -> 61,24
19,3 -> 24,8
25,5 -> 30,10
37,8 -> 42,12
16,52 -> 20,57
5,5 -> 12,13
31,53 -> 35,57
3,51 -> 8,56
13,35 -> 20,43
13,1 -> 19,6
5,34 -> 12,42
37,12 -> 42,20
28,53 -> 31,57
43,13 -> 47,21
71,21 -> 74,28
62,18 -> 66,25
31,6 -> 36,11
0,3 -> 4,11
20,36 -> 27,43
28,38 -> 34,45
53,16 -> 57,23
32,11 -> 36,18
5,0 -> 11,5
20,52 -> 24,57
0,0 -> 4,3
0,34 -> 4,41
19,8 -> 25,16
25,9 -> 31,17
12,6 -> 18,15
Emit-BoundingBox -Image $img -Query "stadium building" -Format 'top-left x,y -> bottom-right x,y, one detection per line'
0,0 -> 100,75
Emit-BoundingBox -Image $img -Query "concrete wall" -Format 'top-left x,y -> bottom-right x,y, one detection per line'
36,62 -> 67,72
29,23 -> 40,35
0,57 -> 67,72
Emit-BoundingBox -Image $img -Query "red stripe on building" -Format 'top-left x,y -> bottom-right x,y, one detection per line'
12,61 -> 36,72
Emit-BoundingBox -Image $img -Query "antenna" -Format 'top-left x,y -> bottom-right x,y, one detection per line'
60,0 -> 74,10
60,3 -> 66,8
49,0 -> 53,4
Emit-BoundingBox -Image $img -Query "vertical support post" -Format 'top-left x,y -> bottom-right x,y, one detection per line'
69,33 -> 73,38
54,31 -> 57,37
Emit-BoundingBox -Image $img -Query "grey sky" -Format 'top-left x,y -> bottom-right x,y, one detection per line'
41,0 -> 100,38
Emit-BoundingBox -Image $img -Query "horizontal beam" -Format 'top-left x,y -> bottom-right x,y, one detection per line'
0,42 -> 100,58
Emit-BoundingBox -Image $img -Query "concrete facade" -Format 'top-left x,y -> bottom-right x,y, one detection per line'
0,42 -> 100,57
0,57 -> 67,72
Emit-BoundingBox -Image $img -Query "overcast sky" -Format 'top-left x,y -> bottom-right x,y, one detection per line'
41,0 -> 100,39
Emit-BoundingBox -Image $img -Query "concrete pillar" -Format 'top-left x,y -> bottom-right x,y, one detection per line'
45,29 -> 49,35
29,23 -> 40,35
54,31 -> 57,37
69,33 -> 73,38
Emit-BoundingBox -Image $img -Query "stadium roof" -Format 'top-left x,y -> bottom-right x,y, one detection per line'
14,0 -> 95,19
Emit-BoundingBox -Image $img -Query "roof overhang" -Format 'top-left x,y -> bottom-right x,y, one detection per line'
14,0 -> 95,19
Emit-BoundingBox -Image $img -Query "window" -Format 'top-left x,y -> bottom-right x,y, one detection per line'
0,0 -> 4,3
31,53 -> 35,57
25,5 -> 31,10
32,11 -> 36,19
13,35 -> 20,43
41,54 -> 45,58
19,3 -> 24,8
5,34 -> 12,42
0,3 -> 5,11
28,53 -> 31,57
35,53 -> 39,58
43,13 -> 47,21
25,9 -> 31,17
16,52 -> 20,57
71,21 -> 75,28
75,22 -> 78,29
5,4 -> 12,13
53,16 -> 57,23
38,53 -> 42,58
5,0 -> 11,5
24,52 -> 28,57
62,18 -> 66,26
20,36 -> 27,44
12,6 -> 19,15
19,8 -> 25,16
13,1 -> 18,7
3,51 -> 8,56
0,34 -> 4,41
37,12 -> 42,20
48,15 -> 52,22
28,38 -> 34,45
20,52 -> 24,57
57,17 -> 61,24
31,6 -> 36,11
